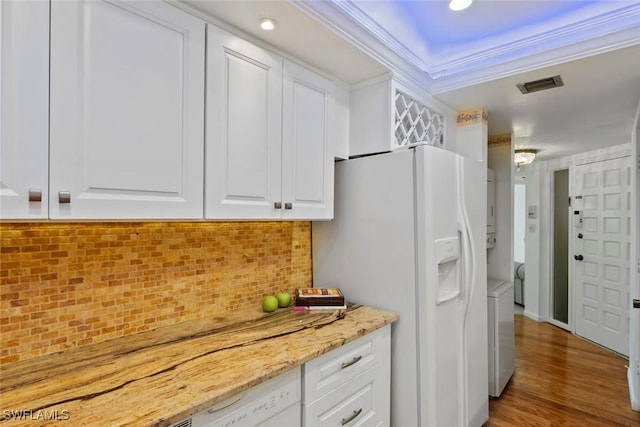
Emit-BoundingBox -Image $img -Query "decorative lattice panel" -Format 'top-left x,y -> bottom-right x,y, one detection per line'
393,90 -> 444,149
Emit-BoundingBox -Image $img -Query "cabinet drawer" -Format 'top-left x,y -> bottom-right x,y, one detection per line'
303,325 -> 390,405
303,362 -> 388,427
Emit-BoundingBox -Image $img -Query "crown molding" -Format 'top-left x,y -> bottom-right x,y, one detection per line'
427,3 -> 640,82
289,0 -> 433,91
319,0 -> 430,74
293,0 -> 640,94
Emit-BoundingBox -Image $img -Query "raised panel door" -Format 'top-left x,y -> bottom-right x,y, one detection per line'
49,0 -> 205,219
282,61 -> 334,220
206,25 -> 282,219
573,157 -> 631,356
0,0 -> 49,219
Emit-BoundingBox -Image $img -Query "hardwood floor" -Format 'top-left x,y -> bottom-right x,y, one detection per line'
485,314 -> 640,426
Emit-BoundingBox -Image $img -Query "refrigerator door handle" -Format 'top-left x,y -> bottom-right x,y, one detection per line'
457,224 -> 470,304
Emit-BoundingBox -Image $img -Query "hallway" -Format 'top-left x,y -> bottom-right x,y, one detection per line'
485,314 -> 640,426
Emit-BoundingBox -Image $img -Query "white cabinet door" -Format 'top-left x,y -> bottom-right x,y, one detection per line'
0,0 -> 49,219
282,61 -> 334,220
49,0 -> 205,219
206,24 -> 283,219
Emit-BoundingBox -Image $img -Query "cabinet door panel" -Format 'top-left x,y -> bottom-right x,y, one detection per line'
49,0 -> 204,219
226,55 -> 271,198
282,61 -> 334,220
206,25 -> 282,219
0,0 -> 49,219
303,366 -> 385,427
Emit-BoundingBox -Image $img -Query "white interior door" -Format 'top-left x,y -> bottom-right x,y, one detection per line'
630,118 -> 639,411
573,156 -> 631,356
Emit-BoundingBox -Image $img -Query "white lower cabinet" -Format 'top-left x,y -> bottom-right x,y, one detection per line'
169,326 -> 391,427
302,325 -> 391,427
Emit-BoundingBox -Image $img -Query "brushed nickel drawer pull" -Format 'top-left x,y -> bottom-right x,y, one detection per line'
341,355 -> 362,369
207,396 -> 243,414
341,408 -> 362,425
284,202 -> 292,210
28,189 -> 42,202
58,191 -> 71,204
274,202 -> 282,209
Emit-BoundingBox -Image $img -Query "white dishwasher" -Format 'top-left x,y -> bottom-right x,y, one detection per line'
169,367 -> 301,427
487,279 -> 515,397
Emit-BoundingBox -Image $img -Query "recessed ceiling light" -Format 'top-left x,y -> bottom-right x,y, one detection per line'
449,0 -> 473,11
259,18 -> 276,31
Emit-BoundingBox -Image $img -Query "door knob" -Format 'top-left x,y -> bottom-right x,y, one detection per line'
577,233 -> 583,239
574,254 -> 584,261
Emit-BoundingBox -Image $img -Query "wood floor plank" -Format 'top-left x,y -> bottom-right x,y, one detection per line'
485,315 -> 640,427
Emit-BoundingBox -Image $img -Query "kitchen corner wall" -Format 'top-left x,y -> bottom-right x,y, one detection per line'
487,141 -> 515,281
0,222 -> 311,364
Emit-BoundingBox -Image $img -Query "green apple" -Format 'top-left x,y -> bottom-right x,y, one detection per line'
276,291 -> 292,308
261,295 -> 279,312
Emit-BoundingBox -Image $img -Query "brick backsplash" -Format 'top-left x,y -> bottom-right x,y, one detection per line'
0,222 -> 312,363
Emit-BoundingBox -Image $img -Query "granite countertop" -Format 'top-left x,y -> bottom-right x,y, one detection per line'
0,304 -> 398,426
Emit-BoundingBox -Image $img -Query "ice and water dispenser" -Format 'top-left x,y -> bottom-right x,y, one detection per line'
435,236 -> 461,304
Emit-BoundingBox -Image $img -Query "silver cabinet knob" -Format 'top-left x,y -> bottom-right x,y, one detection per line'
284,202 -> 292,210
274,202 -> 282,209
28,189 -> 42,202
58,191 -> 71,204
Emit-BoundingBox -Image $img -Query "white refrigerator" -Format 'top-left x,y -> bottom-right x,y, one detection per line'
312,145 -> 488,427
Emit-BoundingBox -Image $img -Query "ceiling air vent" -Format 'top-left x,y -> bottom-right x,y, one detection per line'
516,75 -> 564,94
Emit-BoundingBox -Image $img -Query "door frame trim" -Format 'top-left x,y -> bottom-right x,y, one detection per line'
548,167 -> 572,332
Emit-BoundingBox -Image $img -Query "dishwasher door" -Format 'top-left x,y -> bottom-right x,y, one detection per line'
170,367 -> 301,427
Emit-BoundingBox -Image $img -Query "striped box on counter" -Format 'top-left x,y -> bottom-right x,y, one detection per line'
294,288 -> 346,310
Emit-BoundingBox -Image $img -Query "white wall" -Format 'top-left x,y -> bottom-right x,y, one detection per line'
523,143 -> 632,323
514,183 -> 526,263
487,143 -> 514,281
523,163 -> 544,320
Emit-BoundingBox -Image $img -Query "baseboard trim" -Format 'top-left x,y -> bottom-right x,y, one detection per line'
523,310 -> 541,322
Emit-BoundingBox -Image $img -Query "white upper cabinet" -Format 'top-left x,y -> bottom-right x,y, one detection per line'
0,0 -> 50,219
205,25 -> 283,219
49,0 -> 205,219
350,77 -> 445,157
206,25 -> 334,220
282,61 -> 334,220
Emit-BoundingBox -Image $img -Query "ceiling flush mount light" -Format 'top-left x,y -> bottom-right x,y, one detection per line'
449,0 -> 473,11
514,149 -> 537,168
259,18 -> 276,31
